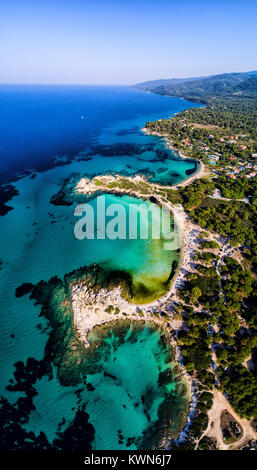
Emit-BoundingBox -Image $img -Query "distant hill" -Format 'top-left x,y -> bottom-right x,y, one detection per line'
135,70 -> 257,139
245,70 -> 257,77
233,76 -> 257,98
134,71 -> 257,103
135,76 -> 205,91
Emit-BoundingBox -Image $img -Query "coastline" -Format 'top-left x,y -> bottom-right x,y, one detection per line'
73,172 -> 196,313
71,278 -> 182,348
3,82 -> 257,452
52,110 -> 210,447
25,101 -> 211,449
71,279 -> 195,448
141,126 -> 207,187
71,152 -> 204,361
71,183 -> 198,447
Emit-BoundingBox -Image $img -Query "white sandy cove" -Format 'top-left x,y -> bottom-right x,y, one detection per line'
72,173 -> 188,346
70,204 -> 187,350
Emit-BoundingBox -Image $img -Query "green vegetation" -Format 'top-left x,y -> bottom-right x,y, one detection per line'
220,366 -> 257,418
198,436 -> 217,450
93,178 -> 104,186
143,74 -> 257,193
104,177 -> 152,196
200,240 -> 220,250
105,305 -> 114,314
191,198 -> 257,252
215,175 -> 257,200
194,251 -> 219,264
142,73 -> 257,428
139,71 -> 257,138
171,390 -> 214,449
179,179 -> 215,210
165,178 -> 216,209
105,304 -> 121,315
176,305 -> 214,385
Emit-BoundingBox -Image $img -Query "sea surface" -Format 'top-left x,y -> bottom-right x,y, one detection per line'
0,85 -> 200,449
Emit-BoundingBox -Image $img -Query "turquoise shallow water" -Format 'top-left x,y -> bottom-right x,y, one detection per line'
23,323 -> 189,450
75,193 -> 179,302
84,324 -> 188,450
0,86 -> 198,449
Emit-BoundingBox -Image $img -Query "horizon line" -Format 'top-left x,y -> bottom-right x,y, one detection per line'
0,68 -> 256,87
0,82 -> 132,87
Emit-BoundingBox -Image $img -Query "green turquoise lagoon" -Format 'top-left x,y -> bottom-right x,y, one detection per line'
76,193 -> 180,303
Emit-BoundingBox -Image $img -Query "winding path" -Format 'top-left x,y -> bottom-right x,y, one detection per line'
201,390 -> 257,450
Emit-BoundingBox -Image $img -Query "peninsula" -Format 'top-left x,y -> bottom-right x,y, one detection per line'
133,71 -> 257,450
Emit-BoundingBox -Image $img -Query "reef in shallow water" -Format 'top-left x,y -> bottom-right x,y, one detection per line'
10,263 -> 190,450
28,264 -> 132,386
84,321 -> 189,450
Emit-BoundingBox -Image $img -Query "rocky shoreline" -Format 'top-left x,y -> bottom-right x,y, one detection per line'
71,278 -> 179,348
29,129 -> 208,448
141,126 -> 207,187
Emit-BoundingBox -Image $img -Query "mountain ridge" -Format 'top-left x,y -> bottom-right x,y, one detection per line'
134,71 -> 257,104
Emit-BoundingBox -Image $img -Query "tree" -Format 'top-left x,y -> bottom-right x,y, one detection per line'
191,286 -> 202,304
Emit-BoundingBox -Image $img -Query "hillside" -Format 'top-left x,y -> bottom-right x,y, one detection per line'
135,76 -> 204,91
136,71 -> 257,137
135,71 -> 257,103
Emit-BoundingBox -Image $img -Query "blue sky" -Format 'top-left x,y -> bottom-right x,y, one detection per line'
0,0 -> 257,84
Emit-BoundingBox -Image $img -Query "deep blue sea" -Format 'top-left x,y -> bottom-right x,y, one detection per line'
0,85 -> 200,178
0,85 -> 200,450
